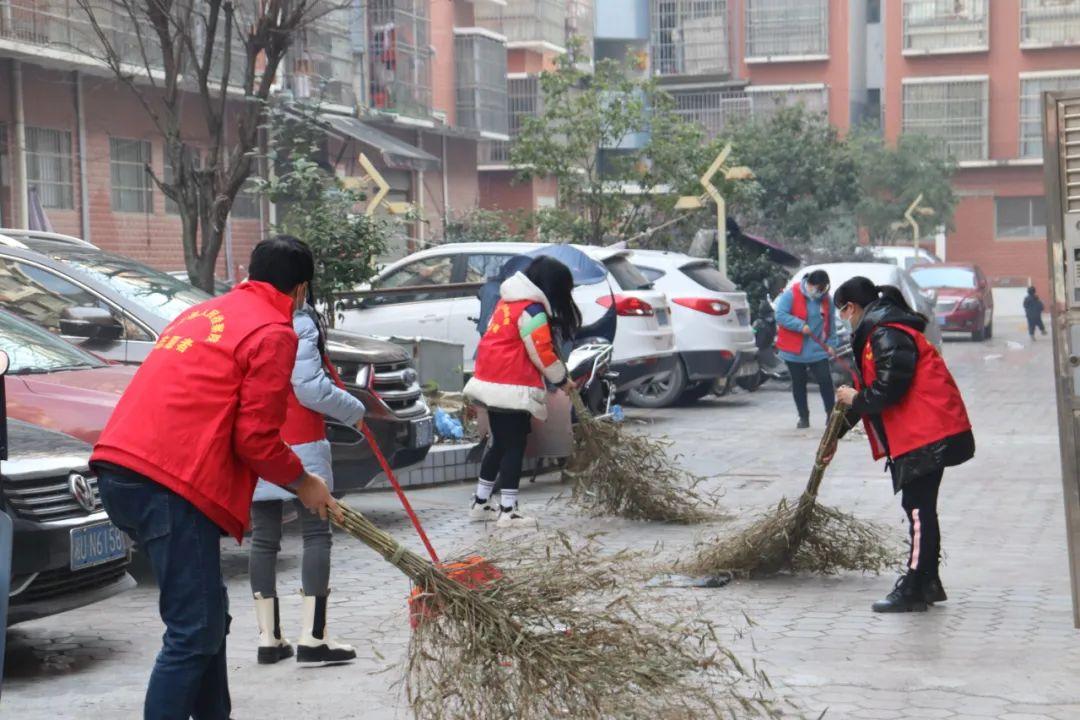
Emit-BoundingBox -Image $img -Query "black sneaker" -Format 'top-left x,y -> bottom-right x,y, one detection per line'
796,417 -> 810,429
923,574 -> 947,604
872,573 -> 928,613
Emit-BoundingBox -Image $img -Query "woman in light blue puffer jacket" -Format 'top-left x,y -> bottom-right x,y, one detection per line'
249,302 -> 365,666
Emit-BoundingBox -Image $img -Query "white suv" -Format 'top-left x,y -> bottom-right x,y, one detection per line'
335,242 -> 676,392
628,250 -> 757,406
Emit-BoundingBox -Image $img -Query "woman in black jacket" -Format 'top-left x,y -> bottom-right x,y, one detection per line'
832,277 -> 975,613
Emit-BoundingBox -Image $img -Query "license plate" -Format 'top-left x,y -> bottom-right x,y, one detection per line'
656,310 -> 670,326
70,522 -> 129,571
410,417 -> 434,448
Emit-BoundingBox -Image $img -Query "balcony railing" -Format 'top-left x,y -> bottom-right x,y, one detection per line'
369,0 -> 432,119
670,88 -> 748,139
902,0 -> 988,55
476,0 -> 566,50
478,74 -> 541,167
456,30 -> 509,136
1021,0 -> 1080,48
744,0 -> 828,61
651,0 -> 729,77
295,6 -> 357,108
901,77 -> 988,162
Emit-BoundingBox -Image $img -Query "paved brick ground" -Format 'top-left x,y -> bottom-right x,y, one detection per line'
3,319 -> 1074,719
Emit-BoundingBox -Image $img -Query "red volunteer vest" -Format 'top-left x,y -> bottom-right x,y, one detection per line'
472,299 -> 546,389
859,323 -> 971,460
92,281 -> 299,539
282,354 -> 348,445
776,283 -> 831,355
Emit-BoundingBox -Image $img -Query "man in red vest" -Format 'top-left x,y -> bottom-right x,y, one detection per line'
832,276 -> 974,614
91,236 -> 339,719
775,269 -> 838,429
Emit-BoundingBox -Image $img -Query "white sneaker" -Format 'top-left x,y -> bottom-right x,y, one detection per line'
469,497 -> 497,522
495,505 -> 538,530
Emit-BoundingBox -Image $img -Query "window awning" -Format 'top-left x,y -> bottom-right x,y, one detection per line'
319,114 -> 441,172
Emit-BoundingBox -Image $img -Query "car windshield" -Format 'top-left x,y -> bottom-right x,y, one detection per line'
0,310 -> 106,374
604,256 -> 652,291
52,250 -> 213,321
910,267 -> 977,289
681,262 -> 736,292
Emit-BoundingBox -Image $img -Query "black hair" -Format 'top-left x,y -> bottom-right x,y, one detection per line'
248,235 -> 314,294
524,256 -> 582,338
805,269 -> 831,289
834,276 -> 922,318
1028,286 -> 1038,295
305,284 -> 329,357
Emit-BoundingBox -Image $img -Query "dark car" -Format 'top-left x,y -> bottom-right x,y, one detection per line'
911,262 -> 995,341
0,229 -> 433,492
3,419 -> 135,624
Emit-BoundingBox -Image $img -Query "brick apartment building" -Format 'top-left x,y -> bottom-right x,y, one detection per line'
580,0 -> 1080,291
0,0 -> 512,278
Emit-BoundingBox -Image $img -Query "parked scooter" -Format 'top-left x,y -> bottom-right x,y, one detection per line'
753,298 -> 790,386
566,342 -> 616,417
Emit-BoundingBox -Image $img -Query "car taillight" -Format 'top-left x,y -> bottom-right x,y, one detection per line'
597,294 -> 654,317
672,297 -> 731,316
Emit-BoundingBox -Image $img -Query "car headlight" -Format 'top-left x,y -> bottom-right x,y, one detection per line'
959,297 -> 980,310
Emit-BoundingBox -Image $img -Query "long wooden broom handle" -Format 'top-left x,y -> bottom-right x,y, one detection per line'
805,404 -> 849,498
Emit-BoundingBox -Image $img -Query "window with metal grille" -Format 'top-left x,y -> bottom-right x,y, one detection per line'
669,88 -> 749,139
1021,0 -> 1080,48
651,0 -> 729,77
901,78 -> 988,162
476,0 -> 567,50
368,0 -> 432,118
110,137 -> 153,213
566,0 -> 595,61
902,0 -> 988,54
26,127 -> 74,210
996,196 -> 1047,238
1020,73 -> 1080,159
745,0 -> 828,60
479,75 -> 541,165
231,181 -> 261,219
746,85 -> 829,119
297,6 -> 356,107
455,31 -> 509,136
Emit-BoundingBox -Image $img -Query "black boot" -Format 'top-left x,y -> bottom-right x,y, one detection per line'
872,572 -> 928,613
923,573 -> 947,604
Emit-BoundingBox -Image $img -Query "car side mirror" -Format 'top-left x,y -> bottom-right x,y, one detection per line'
59,306 -> 124,341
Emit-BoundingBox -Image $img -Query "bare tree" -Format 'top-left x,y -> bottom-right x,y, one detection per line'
75,0 -> 337,292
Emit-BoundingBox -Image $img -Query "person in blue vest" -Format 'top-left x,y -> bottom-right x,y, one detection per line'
774,269 -> 839,429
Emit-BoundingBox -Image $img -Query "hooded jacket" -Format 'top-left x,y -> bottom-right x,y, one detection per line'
464,272 -> 568,419
845,297 -> 974,492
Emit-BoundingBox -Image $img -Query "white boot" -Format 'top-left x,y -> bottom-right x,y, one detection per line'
297,591 -> 356,664
253,593 -> 293,665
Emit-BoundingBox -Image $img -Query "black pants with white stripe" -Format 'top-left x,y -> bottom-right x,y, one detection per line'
900,467 -> 944,576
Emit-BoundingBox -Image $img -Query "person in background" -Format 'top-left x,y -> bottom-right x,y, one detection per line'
248,283 -> 366,667
90,236 -> 339,719
831,276 -> 974,614
1024,286 -> 1047,341
464,257 -> 581,528
775,269 -> 839,429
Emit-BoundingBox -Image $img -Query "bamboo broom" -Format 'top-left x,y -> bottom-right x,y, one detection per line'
680,404 -> 898,578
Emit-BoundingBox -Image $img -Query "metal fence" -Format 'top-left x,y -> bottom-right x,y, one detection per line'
476,0 -> 566,49
650,0 -> 729,77
744,0 -> 828,59
902,0 -> 988,54
901,78 -> 988,162
368,0 -> 432,118
1020,73 -> 1080,159
669,88 -> 748,138
478,75 -> 541,166
456,32 -> 509,136
1021,0 -> 1080,48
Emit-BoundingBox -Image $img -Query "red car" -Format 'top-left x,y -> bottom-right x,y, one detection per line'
910,263 -> 995,341
0,309 -> 133,443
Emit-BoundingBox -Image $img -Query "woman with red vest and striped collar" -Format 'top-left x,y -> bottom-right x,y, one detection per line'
464,257 -> 581,529
832,277 -> 975,614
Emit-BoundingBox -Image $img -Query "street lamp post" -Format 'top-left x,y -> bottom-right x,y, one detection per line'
675,144 -> 754,278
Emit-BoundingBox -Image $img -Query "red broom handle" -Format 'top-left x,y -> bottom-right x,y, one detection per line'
324,356 -> 441,564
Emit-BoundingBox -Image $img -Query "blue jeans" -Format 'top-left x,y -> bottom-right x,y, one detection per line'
96,466 -> 231,720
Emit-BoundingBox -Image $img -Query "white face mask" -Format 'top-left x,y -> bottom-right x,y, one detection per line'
806,286 -> 824,301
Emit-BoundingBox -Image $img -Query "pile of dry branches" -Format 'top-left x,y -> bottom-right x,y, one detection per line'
562,392 -> 716,523
679,406 -> 899,578
333,505 -> 785,719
